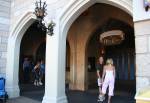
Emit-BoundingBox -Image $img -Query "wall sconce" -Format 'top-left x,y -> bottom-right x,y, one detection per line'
144,0 -> 150,11
34,0 -> 55,36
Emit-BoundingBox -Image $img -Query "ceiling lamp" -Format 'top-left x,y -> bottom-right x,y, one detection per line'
100,30 -> 124,46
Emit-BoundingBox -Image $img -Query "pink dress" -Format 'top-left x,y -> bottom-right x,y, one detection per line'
102,70 -> 115,96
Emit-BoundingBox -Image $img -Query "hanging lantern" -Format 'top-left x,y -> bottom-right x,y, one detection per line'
100,30 -> 124,46
34,0 -> 55,36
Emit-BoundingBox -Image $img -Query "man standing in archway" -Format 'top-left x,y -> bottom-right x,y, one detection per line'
96,56 -> 104,101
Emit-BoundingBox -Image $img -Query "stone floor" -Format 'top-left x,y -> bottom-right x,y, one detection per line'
5,82 -> 136,103
6,90 -> 135,103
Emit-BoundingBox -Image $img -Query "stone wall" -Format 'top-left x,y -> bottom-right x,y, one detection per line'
135,20 -> 150,90
0,0 -> 11,76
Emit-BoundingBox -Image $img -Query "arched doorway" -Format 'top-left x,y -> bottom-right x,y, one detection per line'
6,12 -> 47,100
86,17 -> 135,98
6,1 -> 134,103
64,1 -> 135,103
66,2 -> 133,90
19,21 -> 46,100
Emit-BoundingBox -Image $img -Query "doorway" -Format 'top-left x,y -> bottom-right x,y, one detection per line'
19,21 -> 46,101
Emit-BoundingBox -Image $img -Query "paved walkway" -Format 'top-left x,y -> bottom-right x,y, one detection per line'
7,97 -> 41,103
5,84 -> 135,103
6,90 -> 135,103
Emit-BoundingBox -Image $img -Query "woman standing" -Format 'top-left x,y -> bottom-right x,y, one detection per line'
101,58 -> 115,103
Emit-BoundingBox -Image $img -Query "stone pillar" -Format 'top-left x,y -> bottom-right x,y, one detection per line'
75,40 -> 87,91
5,37 -> 20,98
67,32 -> 77,90
42,22 -> 67,103
134,20 -> 150,90
69,47 -> 77,90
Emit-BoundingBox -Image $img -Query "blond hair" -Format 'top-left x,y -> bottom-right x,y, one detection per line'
106,58 -> 113,65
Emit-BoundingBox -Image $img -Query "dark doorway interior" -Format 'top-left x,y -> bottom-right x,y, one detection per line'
36,42 -> 46,61
104,19 -> 136,96
19,21 -> 46,101
87,18 -> 135,98
66,41 -> 70,89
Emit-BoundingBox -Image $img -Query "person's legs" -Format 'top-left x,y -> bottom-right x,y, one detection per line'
39,71 -> 43,85
102,79 -> 108,95
97,78 -> 102,96
108,79 -> 114,103
100,79 -> 109,101
98,86 -> 103,101
108,96 -> 111,103
99,86 -> 102,94
34,72 -> 39,86
24,68 -> 28,83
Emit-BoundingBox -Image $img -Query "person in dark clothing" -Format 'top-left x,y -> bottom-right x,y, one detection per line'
39,60 -> 45,85
33,61 -> 40,86
23,57 -> 30,83
96,56 -> 104,101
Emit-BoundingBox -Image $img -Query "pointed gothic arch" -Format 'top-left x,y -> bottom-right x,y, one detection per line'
58,0 -> 133,91
5,12 -> 36,98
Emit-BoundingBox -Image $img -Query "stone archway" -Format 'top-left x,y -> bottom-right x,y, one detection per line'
5,12 -> 36,98
59,0 -> 133,91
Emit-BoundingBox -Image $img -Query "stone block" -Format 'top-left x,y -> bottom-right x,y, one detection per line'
0,59 -> 6,68
0,5 -> 10,13
0,0 -> 10,8
0,17 -> 10,25
134,20 -> 150,34
0,36 -> 1,43
0,12 -> 10,18
1,52 -> 7,58
0,44 -> 7,52
136,76 -> 150,90
135,36 -> 148,53
148,36 -> 150,52
136,54 -> 150,77
0,24 -> 9,31
0,31 -> 9,37
1,36 -> 8,44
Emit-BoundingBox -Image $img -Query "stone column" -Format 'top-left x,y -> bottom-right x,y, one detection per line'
42,21 -> 67,103
75,40 -> 87,91
69,47 -> 77,90
67,32 -> 77,90
5,37 -> 20,98
134,20 -> 150,90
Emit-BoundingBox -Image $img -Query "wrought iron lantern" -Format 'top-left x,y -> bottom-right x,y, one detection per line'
34,0 -> 55,36
144,0 -> 150,11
